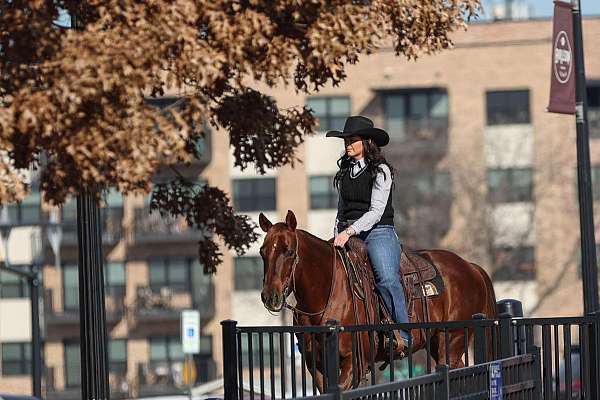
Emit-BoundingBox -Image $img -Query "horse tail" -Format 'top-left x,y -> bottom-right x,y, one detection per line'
471,262 -> 498,360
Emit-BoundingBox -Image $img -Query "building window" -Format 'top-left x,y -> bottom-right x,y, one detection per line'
492,246 -> 535,281
309,176 -> 337,209
487,168 -> 533,203
149,258 -> 191,293
6,189 -> 41,225
150,336 -> 184,366
486,90 -> 530,125
64,341 -> 81,387
306,96 -> 350,132
588,86 -> 600,139
105,262 -> 126,293
61,198 -> 77,224
232,178 -> 276,212
234,257 -> 263,291
413,171 -> 452,203
240,333 -> 281,368
63,264 -> 79,311
109,339 -> 127,374
590,166 -> 600,201
0,269 -> 29,299
1,343 -> 31,376
383,90 -> 448,142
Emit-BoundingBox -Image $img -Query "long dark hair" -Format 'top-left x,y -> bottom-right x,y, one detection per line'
333,138 -> 395,189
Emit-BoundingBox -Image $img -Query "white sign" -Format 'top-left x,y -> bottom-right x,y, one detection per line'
181,310 -> 200,354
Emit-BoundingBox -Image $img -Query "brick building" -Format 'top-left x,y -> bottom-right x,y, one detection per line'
1,16 -> 600,398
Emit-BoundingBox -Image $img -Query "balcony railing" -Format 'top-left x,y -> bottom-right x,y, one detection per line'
61,207 -> 124,245
131,207 -> 198,243
133,283 -> 214,324
105,286 -> 127,323
109,367 -> 130,400
45,286 -> 126,326
136,361 -> 186,397
45,367 -> 128,400
44,288 -> 79,325
386,117 -> 449,159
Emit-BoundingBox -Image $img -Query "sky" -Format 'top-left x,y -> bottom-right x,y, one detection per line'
54,1 -> 600,27
479,0 -> 600,19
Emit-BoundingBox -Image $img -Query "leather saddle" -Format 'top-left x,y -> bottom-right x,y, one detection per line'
336,237 -> 445,318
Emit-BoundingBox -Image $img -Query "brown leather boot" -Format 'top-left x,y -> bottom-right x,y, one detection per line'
383,330 -> 409,357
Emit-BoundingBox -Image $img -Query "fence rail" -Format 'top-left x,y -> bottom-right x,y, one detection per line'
222,311 -> 600,400
291,351 -> 540,400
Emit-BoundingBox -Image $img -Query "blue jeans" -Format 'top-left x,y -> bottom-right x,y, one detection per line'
359,225 -> 410,341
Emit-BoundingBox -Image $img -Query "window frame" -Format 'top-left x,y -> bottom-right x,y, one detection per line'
232,178 -> 277,212
148,257 -> 193,294
64,340 -> 81,387
62,263 -> 80,311
382,89 -> 449,142
109,338 -> 128,374
306,96 -> 351,133
149,336 -> 184,366
491,246 -> 536,281
0,269 -> 29,299
486,89 -> 531,126
6,187 -> 41,225
487,167 -> 533,203
309,176 -> 338,210
1,342 -> 31,376
234,256 -> 264,291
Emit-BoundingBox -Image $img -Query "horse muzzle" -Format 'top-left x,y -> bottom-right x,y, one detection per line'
261,289 -> 284,312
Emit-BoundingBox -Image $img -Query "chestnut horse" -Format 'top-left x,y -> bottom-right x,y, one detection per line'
258,211 -> 497,391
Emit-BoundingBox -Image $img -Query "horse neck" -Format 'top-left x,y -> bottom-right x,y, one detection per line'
293,230 -> 336,312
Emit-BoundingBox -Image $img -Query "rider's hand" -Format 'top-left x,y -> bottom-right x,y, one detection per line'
334,231 -> 350,248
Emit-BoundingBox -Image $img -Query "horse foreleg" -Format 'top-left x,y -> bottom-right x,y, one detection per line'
447,332 -> 468,369
302,350 -> 325,395
338,356 -> 354,390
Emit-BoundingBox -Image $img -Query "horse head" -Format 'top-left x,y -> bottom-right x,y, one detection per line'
258,210 -> 300,312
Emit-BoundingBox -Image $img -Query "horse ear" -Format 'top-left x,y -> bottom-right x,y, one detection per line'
285,210 -> 297,231
259,213 -> 272,232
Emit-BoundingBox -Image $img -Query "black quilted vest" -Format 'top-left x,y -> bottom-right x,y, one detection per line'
339,165 -> 394,226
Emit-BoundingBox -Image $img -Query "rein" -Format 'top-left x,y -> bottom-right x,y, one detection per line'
281,231 -> 337,320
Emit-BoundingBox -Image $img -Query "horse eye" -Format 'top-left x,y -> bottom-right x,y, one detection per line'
286,249 -> 295,256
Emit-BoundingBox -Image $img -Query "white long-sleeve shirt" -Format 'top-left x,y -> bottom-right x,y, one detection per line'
334,158 -> 393,236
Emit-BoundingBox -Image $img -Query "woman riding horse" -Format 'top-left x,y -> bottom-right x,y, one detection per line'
328,116 -> 410,351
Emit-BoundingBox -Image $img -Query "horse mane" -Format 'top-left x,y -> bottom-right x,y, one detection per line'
297,229 -> 334,250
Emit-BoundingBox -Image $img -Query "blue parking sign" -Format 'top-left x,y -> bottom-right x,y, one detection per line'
181,310 -> 200,354
489,361 -> 503,400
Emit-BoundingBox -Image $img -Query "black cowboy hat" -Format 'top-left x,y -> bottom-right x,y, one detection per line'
325,115 -> 390,147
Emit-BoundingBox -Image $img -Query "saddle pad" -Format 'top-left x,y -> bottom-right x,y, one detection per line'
400,250 -> 437,281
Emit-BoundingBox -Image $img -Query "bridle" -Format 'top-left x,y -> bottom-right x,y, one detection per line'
273,230 -> 337,320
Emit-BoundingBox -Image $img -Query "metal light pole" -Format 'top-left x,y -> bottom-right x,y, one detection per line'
571,1 -> 600,397
0,211 -> 42,399
572,0 -> 599,315
29,264 -> 41,400
69,9 -> 110,399
0,261 -> 42,399
76,189 -> 110,400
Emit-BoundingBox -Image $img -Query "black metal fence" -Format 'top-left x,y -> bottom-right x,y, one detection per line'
221,312 -> 600,400
308,351 -> 540,400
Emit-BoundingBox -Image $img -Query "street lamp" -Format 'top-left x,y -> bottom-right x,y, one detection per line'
0,205 -> 63,399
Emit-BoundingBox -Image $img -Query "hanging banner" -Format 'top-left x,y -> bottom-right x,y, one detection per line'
548,1 -> 575,114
